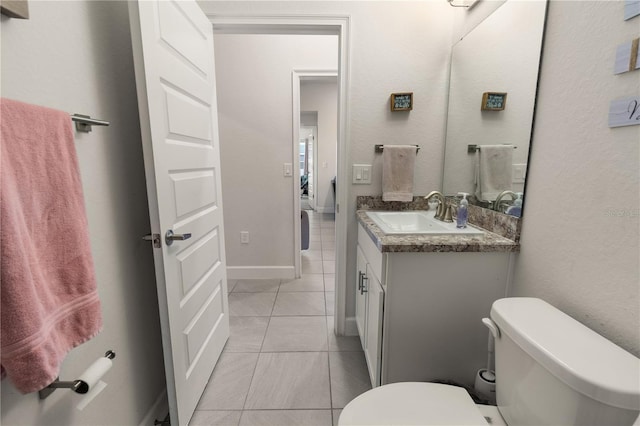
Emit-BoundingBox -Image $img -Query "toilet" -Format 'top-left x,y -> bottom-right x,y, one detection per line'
339,298 -> 640,425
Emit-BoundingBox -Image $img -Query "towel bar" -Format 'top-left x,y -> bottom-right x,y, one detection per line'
70,114 -> 110,133
467,144 -> 517,154
375,144 -> 420,153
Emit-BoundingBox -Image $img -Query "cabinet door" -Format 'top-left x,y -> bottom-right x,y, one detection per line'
355,245 -> 368,350
364,266 -> 384,387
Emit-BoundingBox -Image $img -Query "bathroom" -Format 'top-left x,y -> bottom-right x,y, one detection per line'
0,0 -> 638,425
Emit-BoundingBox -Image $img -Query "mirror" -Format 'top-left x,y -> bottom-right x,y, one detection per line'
442,0 -> 547,217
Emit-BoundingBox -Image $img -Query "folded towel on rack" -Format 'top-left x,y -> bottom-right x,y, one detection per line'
382,145 -> 417,202
0,98 -> 102,394
474,144 -> 513,201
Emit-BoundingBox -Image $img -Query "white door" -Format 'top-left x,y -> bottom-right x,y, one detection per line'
129,1 -> 229,425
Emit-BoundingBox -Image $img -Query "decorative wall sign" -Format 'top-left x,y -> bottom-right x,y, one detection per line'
608,96 -> 640,128
624,0 -> 640,20
390,93 -> 413,111
481,92 -> 507,111
614,38 -> 640,74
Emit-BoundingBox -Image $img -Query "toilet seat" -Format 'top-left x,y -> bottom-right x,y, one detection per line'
339,382 -> 490,426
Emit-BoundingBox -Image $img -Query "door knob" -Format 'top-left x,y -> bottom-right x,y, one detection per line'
165,230 -> 192,246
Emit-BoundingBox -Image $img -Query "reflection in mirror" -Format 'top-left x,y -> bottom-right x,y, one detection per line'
442,0 -> 547,217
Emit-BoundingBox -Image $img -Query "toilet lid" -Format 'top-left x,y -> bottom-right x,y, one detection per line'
339,382 -> 489,426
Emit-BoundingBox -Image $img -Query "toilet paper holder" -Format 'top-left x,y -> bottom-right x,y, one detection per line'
38,350 -> 115,399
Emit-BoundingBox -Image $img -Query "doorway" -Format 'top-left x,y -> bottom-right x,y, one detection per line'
210,16 -> 351,336
300,124 -> 317,211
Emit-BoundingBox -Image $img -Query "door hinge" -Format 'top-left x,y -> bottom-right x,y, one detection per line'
142,233 -> 162,248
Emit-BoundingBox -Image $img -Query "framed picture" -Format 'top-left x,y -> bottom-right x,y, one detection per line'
390,92 -> 413,111
481,92 -> 507,111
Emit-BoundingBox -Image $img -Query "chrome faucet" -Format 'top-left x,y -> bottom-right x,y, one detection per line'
425,191 -> 453,222
494,190 -> 517,212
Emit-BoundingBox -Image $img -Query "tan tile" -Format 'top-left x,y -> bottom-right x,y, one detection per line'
190,411 -> 241,426
239,410 -> 332,426
232,279 -> 280,293
322,261 -> 335,274
329,352 -> 372,408
301,259 -> 323,274
225,317 -> 269,352
262,316 -> 328,352
279,274 -> 325,292
272,292 -> 326,316
322,250 -> 335,261
332,410 -> 343,426
229,293 -> 276,316
244,352 -> 331,409
321,242 -> 335,251
325,292 -> 335,315
197,353 -> 259,410
323,274 -> 335,292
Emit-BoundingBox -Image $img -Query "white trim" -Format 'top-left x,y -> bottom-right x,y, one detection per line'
139,389 -> 168,426
227,266 -> 296,280
344,316 -> 358,337
292,73 -> 302,278
209,14 -> 351,337
315,206 -> 336,214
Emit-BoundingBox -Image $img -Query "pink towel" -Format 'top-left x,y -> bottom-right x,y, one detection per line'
0,98 -> 102,393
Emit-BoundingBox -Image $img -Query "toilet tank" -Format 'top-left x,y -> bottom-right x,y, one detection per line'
490,298 -> 640,426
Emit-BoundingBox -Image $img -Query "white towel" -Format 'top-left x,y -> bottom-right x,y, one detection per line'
474,145 -> 513,201
382,145 -> 416,202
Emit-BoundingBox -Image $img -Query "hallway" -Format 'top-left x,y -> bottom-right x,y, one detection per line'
190,212 -> 371,426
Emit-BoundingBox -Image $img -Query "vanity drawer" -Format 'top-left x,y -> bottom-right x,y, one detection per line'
358,223 -> 385,284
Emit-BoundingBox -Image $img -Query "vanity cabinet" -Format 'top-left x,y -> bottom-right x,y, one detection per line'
356,223 -> 513,388
355,244 -> 384,387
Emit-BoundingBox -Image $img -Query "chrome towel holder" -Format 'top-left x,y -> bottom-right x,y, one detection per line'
70,114 -> 110,133
374,144 -> 420,153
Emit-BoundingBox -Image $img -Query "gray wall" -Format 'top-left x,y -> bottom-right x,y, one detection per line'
511,0 -> 640,356
1,2 -> 166,424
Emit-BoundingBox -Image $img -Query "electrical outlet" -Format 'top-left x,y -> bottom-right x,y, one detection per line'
240,231 -> 249,244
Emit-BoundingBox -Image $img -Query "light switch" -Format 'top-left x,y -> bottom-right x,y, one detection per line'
353,164 -> 372,184
240,231 -> 249,244
284,163 -> 293,177
512,164 -> 527,183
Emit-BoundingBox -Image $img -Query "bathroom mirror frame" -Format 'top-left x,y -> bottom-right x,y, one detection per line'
441,0 -> 549,217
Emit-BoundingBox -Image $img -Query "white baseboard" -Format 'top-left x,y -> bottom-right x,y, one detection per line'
139,389 -> 168,426
344,316 -> 358,336
315,206 -> 336,214
227,266 -> 296,280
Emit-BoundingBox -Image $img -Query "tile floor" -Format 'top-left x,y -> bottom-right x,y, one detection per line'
190,211 -> 371,426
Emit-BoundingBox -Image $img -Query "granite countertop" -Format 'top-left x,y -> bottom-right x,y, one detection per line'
357,210 -> 520,253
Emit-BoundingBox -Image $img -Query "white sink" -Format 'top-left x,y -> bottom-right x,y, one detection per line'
365,211 -> 484,236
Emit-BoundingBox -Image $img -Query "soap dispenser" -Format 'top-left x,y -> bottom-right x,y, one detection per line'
506,192 -> 523,217
456,192 -> 469,228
